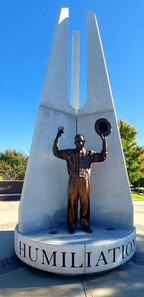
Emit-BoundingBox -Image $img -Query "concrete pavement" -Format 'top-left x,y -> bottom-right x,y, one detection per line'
0,200 -> 144,297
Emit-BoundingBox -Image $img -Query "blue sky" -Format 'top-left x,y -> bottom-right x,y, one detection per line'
0,0 -> 144,155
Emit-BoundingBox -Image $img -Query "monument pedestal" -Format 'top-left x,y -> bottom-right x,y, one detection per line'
15,225 -> 136,275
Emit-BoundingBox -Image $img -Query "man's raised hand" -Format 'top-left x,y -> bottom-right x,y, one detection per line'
57,126 -> 64,138
100,134 -> 107,141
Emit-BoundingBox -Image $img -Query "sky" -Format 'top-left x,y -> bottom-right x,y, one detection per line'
0,0 -> 144,155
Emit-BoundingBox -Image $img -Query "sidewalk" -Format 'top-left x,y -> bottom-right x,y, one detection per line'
0,200 -> 144,297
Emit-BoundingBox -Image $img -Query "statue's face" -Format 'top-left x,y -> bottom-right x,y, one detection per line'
75,135 -> 85,150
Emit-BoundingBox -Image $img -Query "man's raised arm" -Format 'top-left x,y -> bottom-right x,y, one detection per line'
92,134 -> 107,163
53,126 -> 64,157
100,134 -> 107,160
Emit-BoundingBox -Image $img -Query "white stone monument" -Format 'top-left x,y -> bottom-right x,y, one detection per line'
15,8 -> 136,275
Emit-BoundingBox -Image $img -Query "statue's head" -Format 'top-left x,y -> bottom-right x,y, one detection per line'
74,134 -> 85,150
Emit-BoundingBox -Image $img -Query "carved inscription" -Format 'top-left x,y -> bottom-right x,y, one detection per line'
18,238 -> 136,269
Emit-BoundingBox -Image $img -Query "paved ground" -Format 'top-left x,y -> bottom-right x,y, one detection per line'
0,200 -> 144,297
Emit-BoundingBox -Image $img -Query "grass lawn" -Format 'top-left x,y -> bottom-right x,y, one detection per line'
131,192 -> 144,201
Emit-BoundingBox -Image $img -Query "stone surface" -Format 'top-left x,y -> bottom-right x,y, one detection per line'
83,12 -> 115,114
15,225 -> 136,275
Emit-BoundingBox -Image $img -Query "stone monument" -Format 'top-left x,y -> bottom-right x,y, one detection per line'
15,8 -> 136,275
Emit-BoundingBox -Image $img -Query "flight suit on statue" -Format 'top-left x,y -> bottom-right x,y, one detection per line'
53,126 -> 107,234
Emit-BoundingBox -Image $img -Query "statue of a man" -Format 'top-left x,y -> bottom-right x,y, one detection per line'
53,126 -> 107,234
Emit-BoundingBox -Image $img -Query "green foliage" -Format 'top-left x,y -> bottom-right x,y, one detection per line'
131,193 -> 144,201
119,119 -> 144,189
0,149 -> 28,180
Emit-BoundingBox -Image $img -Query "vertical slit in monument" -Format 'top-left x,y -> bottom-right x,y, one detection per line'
70,16 -> 87,111
70,31 -> 80,136
71,31 -> 80,112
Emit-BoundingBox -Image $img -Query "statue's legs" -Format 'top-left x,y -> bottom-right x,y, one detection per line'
67,177 -> 91,233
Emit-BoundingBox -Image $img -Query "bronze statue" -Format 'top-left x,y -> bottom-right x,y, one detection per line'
53,126 -> 107,234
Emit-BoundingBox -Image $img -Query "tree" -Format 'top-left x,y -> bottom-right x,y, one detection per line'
0,149 -> 28,180
119,119 -> 144,192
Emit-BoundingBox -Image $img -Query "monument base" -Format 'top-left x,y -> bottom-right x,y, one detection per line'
14,225 -> 136,275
